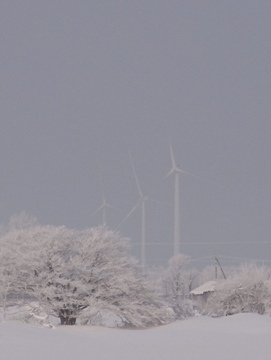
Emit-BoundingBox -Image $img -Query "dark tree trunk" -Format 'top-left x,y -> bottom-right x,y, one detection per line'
59,309 -> 77,325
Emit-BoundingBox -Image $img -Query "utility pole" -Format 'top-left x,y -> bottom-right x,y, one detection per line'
214,258 -> 218,279
215,257 -> 226,280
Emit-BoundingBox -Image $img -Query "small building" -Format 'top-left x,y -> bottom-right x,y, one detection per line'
190,281 -> 217,310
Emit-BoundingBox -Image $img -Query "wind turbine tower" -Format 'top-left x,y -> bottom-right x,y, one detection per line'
92,193 -> 112,226
166,145 -> 220,257
129,153 -> 147,269
117,153 -> 147,268
167,144 -> 188,256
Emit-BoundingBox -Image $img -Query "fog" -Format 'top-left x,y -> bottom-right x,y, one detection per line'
1,1 -> 271,267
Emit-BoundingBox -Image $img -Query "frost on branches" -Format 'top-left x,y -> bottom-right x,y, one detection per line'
0,226 -> 169,327
159,254 -> 198,319
204,264 -> 271,317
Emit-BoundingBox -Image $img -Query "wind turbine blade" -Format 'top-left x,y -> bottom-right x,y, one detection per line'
167,143 -> 187,177
105,202 -> 116,210
165,168 -> 174,178
95,161 -> 106,196
170,143 -> 177,168
129,152 -> 144,198
91,204 -> 104,217
117,201 -> 140,229
101,195 -> 116,209
166,167 -> 190,178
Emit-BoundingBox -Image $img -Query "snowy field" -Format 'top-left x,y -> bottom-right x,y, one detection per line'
1,313 -> 271,360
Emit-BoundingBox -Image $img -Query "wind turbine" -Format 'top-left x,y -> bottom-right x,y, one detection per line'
118,153 -> 147,269
166,144 -> 221,257
91,167 -> 114,226
166,144 -> 189,256
91,193 -> 113,226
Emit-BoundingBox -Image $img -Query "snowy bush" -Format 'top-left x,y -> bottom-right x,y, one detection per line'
204,264 -> 271,317
158,254 -> 198,319
1,303 -> 55,328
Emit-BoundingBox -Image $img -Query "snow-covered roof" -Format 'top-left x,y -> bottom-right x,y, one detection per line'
190,281 -> 217,295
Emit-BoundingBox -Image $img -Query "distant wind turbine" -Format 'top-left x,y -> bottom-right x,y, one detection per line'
167,144 -> 221,257
166,144 -> 185,256
118,153 -> 147,268
91,167 -> 114,226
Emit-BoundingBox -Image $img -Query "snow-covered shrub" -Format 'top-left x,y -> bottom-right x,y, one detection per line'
158,254 -> 198,319
204,264 -> 271,317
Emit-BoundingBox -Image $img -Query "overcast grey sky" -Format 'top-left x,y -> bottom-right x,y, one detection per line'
1,1 -> 271,267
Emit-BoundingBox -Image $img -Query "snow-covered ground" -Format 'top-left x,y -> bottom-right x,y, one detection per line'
1,313 -> 271,360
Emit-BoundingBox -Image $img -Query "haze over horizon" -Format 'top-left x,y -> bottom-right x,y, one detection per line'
1,1 -> 271,267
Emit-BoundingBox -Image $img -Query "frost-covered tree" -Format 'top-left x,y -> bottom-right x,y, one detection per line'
0,226 -> 169,327
0,211 -> 39,236
204,264 -> 271,317
0,225 -> 47,319
7,211 -> 39,231
0,233 -> 24,319
159,254 -> 198,318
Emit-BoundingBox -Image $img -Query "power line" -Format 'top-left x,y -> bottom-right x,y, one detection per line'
130,240 -> 270,246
